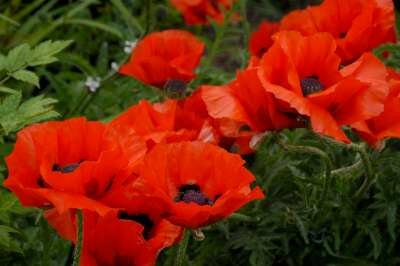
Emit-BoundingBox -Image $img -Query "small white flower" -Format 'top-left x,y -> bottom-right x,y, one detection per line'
124,40 -> 137,54
85,76 -> 101,92
111,62 -> 119,71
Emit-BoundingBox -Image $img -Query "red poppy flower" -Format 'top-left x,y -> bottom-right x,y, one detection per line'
202,68 -> 297,133
4,118 -> 131,215
170,0 -> 234,25
108,100 -> 198,152
352,69 -> 400,147
119,30 -> 205,87
176,89 -> 222,144
249,21 -> 279,57
135,141 -> 264,229
257,31 -> 389,142
108,97 -> 223,158
80,211 -> 182,266
201,67 -> 298,152
280,0 -> 396,63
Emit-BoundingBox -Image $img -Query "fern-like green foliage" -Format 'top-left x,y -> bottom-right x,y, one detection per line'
0,40 -> 71,139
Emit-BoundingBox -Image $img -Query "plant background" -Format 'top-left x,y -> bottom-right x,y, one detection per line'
0,0 -> 399,265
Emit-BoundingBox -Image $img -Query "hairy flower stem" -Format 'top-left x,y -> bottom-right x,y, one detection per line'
202,7 -> 233,69
72,210 -> 83,266
349,144 -> 375,199
230,212 -> 260,223
276,136 -> 332,206
174,229 -> 190,266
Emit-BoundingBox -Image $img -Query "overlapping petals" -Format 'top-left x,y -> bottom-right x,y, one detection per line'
119,30 -> 205,87
257,31 -> 389,142
170,0 -> 234,25
251,0 -> 396,62
80,211 -> 182,266
352,69 -> 400,146
4,117 -> 131,216
134,141 -> 264,229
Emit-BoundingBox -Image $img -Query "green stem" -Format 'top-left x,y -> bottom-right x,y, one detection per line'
276,136 -> 332,205
349,144 -> 375,199
202,9 -> 233,69
145,0 -> 151,35
230,212 -> 260,223
238,0 -> 250,67
174,229 -> 190,266
331,160 -> 363,178
72,210 -> 83,266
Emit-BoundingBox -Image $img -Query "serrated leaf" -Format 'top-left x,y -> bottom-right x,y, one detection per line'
0,225 -> 19,249
5,43 -> 31,72
0,92 -> 58,135
29,40 -> 73,66
11,70 -> 40,87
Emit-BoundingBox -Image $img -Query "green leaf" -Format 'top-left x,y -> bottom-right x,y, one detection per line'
0,14 -> 20,27
0,92 -> 59,135
11,70 -> 39,87
62,19 -> 123,39
4,43 -> 31,72
0,225 -> 20,249
29,40 -> 73,66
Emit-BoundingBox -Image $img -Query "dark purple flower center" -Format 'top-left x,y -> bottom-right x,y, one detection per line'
118,212 -> 154,240
52,163 -> 80,173
301,76 -> 324,96
164,79 -> 187,98
175,184 -> 213,206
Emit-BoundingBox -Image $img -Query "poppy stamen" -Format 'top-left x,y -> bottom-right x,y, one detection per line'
176,184 -> 213,206
301,76 -> 324,96
118,212 -> 154,240
52,163 -> 80,173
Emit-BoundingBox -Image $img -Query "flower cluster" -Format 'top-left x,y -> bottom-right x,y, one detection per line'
3,0 -> 400,265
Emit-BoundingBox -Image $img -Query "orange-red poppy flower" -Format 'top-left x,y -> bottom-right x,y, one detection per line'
4,118 -> 132,215
249,20 -> 279,58
108,97 -> 222,157
80,211 -> 182,266
170,0 -> 234,25
135,141 -> 264,229
257,31 -> 389,142
202,67 -> 297,134
119,30 -> 205,87
352,69 -> 400,147
280,0 -> 396,63
201,67 -> 298,153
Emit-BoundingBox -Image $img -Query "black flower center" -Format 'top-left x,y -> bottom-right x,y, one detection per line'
301,76 -> 324,96
118,212 -> 154,240
175,184 -> 213,206
164,79 -> 187,98
52,163 -> 80,173
339,32 -> 347,39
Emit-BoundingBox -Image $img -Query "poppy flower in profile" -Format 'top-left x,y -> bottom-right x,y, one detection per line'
257,31 -> 389,142
280,0 -> 396,63
352,69 -> 400,147
249,20 -> 279,57
119,30 -> 205,88
201,68 -> 297,153
170,0 -> 234,25
79,211 -> 182,266
135,141 -> 264,229
4,118 -> 131,215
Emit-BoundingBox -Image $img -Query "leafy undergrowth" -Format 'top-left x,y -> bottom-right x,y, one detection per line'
0,0 -> 399,265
